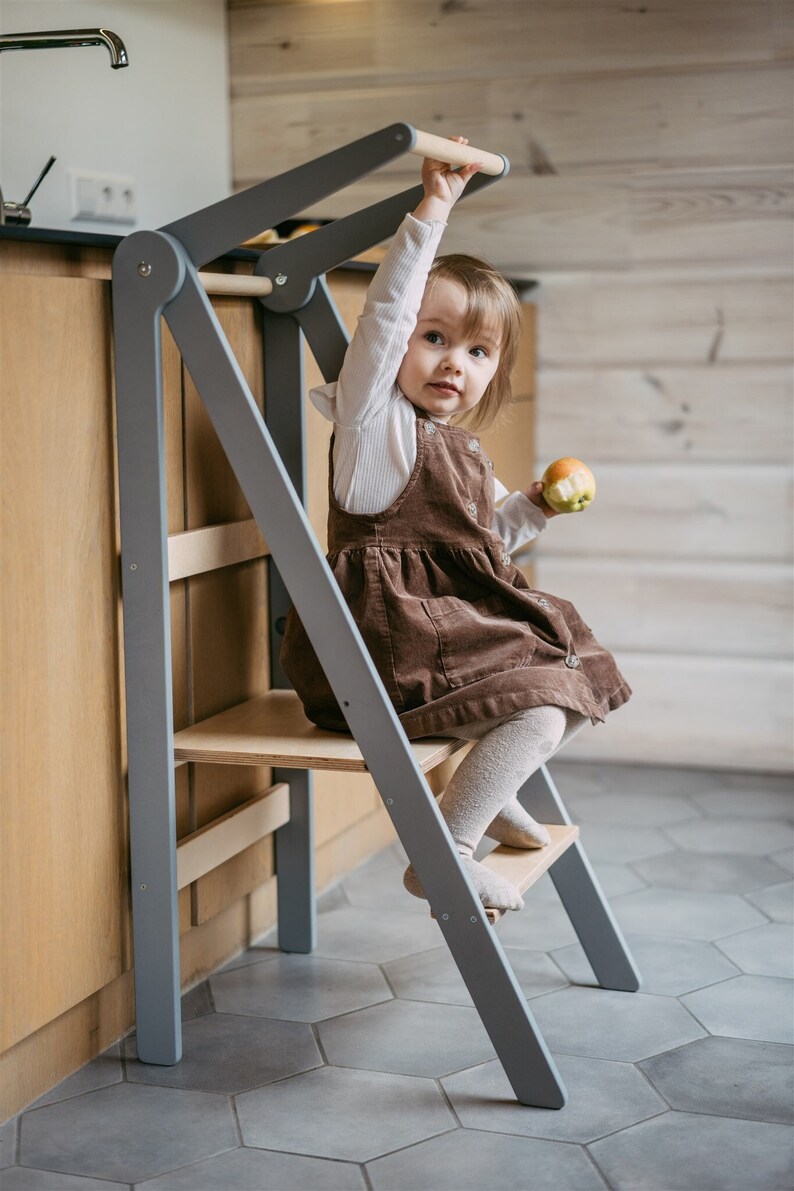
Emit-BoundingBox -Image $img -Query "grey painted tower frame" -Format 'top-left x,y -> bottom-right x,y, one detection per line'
111,124 -> 640,1109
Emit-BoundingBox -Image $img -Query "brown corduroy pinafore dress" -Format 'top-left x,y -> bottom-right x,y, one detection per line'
281,409 -> 632,739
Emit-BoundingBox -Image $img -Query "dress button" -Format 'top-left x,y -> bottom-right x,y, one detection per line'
565,655 -> 581,669
424,421 -> 437,435
467,501 -> 478,517
468,438 -> 480,451
538,598 -> 551,608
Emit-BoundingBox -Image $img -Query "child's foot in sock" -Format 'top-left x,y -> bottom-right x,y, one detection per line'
403,857 -> 524,912
486,797 -> 551,848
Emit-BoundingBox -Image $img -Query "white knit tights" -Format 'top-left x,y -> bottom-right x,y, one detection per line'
403,705 -> 588,912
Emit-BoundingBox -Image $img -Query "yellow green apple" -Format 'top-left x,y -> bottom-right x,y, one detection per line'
541,457 -> 596,513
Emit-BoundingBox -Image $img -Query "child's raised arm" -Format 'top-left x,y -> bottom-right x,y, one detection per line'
309,140 -> 482,430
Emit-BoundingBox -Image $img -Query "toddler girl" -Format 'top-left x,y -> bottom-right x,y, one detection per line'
281,140 -> 631,912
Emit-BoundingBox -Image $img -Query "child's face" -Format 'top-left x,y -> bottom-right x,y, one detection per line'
397,278 -> 501,422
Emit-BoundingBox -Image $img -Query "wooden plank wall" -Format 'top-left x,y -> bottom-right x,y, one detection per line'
229,0 -> 793,771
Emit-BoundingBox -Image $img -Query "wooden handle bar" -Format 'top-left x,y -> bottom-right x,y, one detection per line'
410,130 -> 506,176
198,271 -> 274,297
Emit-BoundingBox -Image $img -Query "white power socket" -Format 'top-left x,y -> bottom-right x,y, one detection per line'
70,170 -> 137,224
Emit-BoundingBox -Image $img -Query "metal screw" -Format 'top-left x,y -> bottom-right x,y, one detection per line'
137,261 -> 151,277
441,913 -> 449,920
386,798 -> 393,805
275,273 -> 288,286
130,563 -> 137,570
470,916 -> 478,923
140,883 -> 147,890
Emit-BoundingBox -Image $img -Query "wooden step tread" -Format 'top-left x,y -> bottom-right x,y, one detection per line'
483,825 -> 579,924
173,691 -> 468,773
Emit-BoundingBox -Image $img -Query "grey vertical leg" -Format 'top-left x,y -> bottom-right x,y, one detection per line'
112,233 -> 187,1063
520,764 -> 642,992
262,309 -> 317,954
273,768 -> 316,952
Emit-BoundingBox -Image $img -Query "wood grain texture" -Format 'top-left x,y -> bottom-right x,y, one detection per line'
1,275 -> 126,1051
168,519 -> 269,581
562,651 -> 793,772
482,826 -> 579,923
173,691 -> 468,772
532,558 -> 793,660
537,364 -> 793,463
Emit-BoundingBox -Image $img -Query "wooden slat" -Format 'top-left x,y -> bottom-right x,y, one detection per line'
232,62 -> 793,180
168,518 -> 269,581
483,825 -> 580,924
176,782 -> 289,889
523,462 -> 791,562
561,650 -> 793,772
531,557 -> 793,661
173,691 -> 467,773
537,364 -> 793,464
230,1 -> 790,89
533,269 -> 793,365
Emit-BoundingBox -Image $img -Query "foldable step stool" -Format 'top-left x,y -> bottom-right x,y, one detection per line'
112,123 -> 641,1110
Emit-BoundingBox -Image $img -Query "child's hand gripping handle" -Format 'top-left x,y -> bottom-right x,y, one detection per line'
410,129 -> 507,177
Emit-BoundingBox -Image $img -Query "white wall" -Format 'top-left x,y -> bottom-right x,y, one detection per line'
0,0 -> 230,233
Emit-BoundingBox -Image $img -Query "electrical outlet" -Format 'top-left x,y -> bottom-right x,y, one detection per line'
70,170 -> 137,224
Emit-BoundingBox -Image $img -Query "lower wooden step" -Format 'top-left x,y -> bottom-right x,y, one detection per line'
483,824 -> 579,923
430,824 -> 579,925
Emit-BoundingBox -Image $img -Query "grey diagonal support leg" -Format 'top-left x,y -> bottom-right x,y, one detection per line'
160,257 -> 567,1107
111,232 -> 187,1064
274,768 -> 316,953
519,764 -> 642,992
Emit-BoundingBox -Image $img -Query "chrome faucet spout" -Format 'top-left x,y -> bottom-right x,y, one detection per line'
0,28 -> 129,67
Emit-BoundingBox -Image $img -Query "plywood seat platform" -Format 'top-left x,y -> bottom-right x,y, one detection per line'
173,690 -> 469,773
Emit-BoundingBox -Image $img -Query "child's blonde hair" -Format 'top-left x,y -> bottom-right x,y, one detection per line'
426,252 -> 523,432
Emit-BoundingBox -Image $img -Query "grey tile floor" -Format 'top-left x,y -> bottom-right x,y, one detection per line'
2,760 -> 793,1190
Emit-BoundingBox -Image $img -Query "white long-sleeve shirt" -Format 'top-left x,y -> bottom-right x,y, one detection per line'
309,213 -> 547,554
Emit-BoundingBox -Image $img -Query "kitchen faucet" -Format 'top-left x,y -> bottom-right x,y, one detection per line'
0,28 -> 129,67
0,28 -> 129,223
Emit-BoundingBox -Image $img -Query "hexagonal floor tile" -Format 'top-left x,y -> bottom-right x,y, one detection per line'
383,945 -> 567,1007
772,846 -> 794,874
608,886 -> 766,940
529,986 -> 705,1062
571,823 -> 673,864
0,1118 -> 17,1170
18,1083 -> 236,1183
639,1036 -> 793,1124
29,1044 -> 123,1110
236,1066 -> 455,1162
588,1110 -> 793,1190
0,1170 -> 126,1190
632,849 -> 788,894
135,1146 -> 366,1189
663,817 -> 793,856
549,761 -> 725,800
341,847 -> 428,916
681,974 -> 794,1044
311,905 -> 442,963
561,790 -> 700,827
745,880 -> 794,922
692,785 -> 794,821
493,900 -> 579,950
715,922 -> 793,978
123,1012 -> 321,1093
552,934 -> 739,997
210,953 -> 392,1022
366,1126 -> 607,1190
442,1053 -> 665,1143
317,998 -> 494,1077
